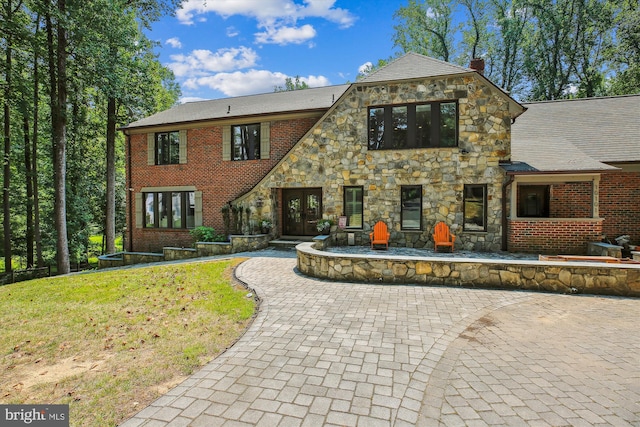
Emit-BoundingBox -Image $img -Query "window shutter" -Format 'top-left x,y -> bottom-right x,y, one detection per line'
179,130 -> 187,164
260,122 -> 270,159
135,193 -> 143,228
222,125 -> 231,161
194,191 -> 203,226
147,133 -> 155,165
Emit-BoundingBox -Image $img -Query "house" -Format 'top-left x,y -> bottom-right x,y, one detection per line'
121,53 -> 639,255
505,95 -> 640,254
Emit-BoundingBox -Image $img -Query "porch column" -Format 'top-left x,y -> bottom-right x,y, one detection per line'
592,175 -> 600,218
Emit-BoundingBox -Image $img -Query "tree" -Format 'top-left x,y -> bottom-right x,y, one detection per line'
274,76 -> 310,92
388,0 -> 625,100
522,0 -> 614,100
484,0 -> 532,94
607,1 -> 640,94
393,0 -> 456,62
44,0 -> 71,274
2,0 -> 23,272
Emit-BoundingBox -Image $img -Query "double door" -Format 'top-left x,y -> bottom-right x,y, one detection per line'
283,188 -> 322,236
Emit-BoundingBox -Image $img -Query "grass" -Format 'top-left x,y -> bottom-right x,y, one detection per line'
0,258 -> 256,426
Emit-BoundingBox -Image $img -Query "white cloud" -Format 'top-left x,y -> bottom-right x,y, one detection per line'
255,24 -> 316,45
226,26 -> 239,37
179,96 -> 210,104
176,0 -> 355,45
358,61 -> 373,74
302,75 -> 331,87
167,46 -> 259,78
183,69 -> 331,97
166,37 -> 182,48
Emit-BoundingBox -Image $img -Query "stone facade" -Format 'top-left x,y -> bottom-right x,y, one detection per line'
297,242 -> 640,297
236,75 -> 514,252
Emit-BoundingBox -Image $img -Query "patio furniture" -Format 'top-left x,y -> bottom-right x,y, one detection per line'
433,222 -> 455,252
369,221 -> 390,249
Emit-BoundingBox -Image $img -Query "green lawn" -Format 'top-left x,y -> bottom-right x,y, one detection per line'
0,258 -> 255,426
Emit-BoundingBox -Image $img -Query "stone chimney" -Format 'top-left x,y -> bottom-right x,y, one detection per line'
470,58 -> 485,75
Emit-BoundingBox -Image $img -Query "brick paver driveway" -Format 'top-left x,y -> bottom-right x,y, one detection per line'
122,253 -> 640,426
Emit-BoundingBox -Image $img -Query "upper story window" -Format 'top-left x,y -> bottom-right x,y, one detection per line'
233,124 -> 261,160
148,130 -> 186,166
368,101 -> 458,150
156,131 -> 180,165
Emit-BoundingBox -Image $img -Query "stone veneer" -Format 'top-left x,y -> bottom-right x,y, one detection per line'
235,75 -> 514,251
297,242 -> 640,297
98,234 -> 270,268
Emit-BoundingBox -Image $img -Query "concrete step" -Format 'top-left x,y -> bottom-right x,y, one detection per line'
269,239 -> 306,250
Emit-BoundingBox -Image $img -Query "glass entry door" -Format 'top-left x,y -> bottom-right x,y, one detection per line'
283,188 -> 322,236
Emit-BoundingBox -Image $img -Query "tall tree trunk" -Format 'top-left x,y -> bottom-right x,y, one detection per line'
47,2 -> 70,274
23,114 -> 34,268
3,3 -> 13,273
105,96 -> 116,254
33,15 -> 44,267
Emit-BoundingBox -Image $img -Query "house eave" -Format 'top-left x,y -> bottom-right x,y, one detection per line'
120,109 -> 329,134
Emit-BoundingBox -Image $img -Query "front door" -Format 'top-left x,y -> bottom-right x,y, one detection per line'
283,188 -> 322,236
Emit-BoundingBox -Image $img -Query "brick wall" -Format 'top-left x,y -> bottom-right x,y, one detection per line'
508,219 -> 603,254
127,116 -> 319,252
549,182 -> 593,218
599,171 -> 640,244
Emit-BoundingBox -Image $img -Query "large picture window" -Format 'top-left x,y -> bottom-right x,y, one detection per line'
369,101 -> 457,150
144,191 -> 195,229
463,184 -> 487,231
401,186 -> 422,230
517,185 -> 550,217
155,131 -> 180,165
344,186 -> 363,228
232,124 -> 261,160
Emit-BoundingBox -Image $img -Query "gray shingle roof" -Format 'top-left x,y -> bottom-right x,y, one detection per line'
510,94 -> 640,172
358,52 -> 472,83
123,84 -> 351,130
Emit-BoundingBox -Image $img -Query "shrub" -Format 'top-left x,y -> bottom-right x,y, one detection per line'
190,226 -> 226,242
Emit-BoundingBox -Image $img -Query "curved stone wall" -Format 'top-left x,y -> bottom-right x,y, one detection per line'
296,242 -> 640,297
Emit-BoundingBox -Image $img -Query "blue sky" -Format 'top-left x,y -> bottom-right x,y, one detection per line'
147,0 -> 405,102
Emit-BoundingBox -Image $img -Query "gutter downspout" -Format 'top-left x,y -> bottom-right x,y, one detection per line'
124,131 -> 133,252
502,174 -> 514,252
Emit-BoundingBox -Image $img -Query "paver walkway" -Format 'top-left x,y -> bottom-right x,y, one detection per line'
121,253 -> 640,426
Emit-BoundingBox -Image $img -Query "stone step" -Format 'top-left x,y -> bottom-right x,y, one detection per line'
268,239 -> 305,250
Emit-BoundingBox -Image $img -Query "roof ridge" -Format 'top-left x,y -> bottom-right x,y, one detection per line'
182,83 -> 352,105
362,52 -> 471,82
522,93 -> 640,105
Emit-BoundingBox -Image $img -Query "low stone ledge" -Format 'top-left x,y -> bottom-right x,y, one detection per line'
588,242 -> 622,258
296,243 -> 640,297
164,247 -> 198,261
98,252 -> 125,269
196,242 -> 232,256
312,235 -> 333,251
231,234 -> 270,253
123,252 -> 164,266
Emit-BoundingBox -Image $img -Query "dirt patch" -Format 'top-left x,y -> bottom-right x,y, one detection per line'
3,354 -> 113,396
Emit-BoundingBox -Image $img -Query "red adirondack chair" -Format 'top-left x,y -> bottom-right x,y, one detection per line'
369,221 -> 390,249
433,222 -> 455,252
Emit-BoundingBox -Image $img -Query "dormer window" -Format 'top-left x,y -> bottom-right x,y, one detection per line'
368,101 -> 458,150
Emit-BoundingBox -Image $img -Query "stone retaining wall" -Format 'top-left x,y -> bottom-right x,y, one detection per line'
296,242 -> 640,297
99,234 -> 270,268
